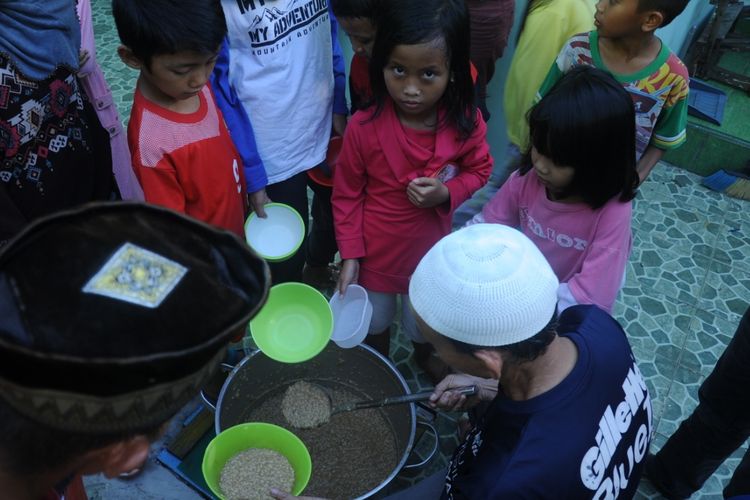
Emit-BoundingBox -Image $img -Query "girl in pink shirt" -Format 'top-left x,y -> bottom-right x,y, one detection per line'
333,0 -> 492,371
470,66 -> 638,313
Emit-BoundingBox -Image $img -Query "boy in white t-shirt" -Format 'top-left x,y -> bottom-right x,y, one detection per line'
212,0 -> 348,284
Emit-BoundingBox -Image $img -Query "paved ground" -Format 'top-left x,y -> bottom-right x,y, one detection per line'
85,0 -> 750,497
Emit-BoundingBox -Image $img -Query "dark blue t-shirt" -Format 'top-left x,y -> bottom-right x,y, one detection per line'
442,305 -> 652,499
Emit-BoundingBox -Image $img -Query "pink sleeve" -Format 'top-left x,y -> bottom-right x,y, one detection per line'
468,169 -> 523,227
566,201 -> 633,313
77,0 -> 144,201
443,115 -> 493,213
332,119 -> 367,259
76,0 -> 96,74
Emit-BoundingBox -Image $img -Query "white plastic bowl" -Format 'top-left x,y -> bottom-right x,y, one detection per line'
244,203 -> 305,262
329,285 -> 373,348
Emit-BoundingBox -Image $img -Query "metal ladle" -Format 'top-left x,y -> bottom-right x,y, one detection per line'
329,385 -> 477,417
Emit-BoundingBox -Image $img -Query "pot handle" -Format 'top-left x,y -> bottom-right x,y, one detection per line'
200,363 -> 236,412
200,390 -> 217,412
403,420 -> 439,470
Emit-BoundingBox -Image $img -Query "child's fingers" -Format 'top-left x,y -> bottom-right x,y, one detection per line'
410,177 -> 435,187
406,186 -> 422,206
407,182 -> 437,203
409,180 -> 439,196
249,190 -> 270,218
409,196 -> 424,208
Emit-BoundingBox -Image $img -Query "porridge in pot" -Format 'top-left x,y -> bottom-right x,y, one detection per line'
246,384 -> 399,499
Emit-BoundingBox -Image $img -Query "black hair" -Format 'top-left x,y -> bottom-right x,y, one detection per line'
520,66 -> 638,209
368,0 -> 476,138
331,0 -> 378,19
451,312 -> 559,364
638,0 -> 690,27
112,0 -> 227,68
0,398 -> 163,476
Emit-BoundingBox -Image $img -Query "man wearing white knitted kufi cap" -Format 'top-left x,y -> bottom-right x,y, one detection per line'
410,223 -> 559,348
404,224 -> 652,499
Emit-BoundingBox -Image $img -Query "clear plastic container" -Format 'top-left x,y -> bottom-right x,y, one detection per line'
329,284 -> 373,348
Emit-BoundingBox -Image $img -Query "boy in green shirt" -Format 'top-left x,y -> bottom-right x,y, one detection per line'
537,0 -> 690,183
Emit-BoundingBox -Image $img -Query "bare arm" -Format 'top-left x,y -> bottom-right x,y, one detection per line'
636,146 -> 664,184
248,188 -> 271,218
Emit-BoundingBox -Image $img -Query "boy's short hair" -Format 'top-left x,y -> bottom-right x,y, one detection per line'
331,0 -> 378,19
638,0 -> 689,27
112,0 -> 227,67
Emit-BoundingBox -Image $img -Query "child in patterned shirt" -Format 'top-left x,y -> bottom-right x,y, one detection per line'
537,0 -> 690,183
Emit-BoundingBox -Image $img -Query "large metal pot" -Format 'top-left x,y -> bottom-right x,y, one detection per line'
212,343 -> 435,499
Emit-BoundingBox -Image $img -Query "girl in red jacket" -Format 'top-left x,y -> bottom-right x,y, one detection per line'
332,0 -> 492,380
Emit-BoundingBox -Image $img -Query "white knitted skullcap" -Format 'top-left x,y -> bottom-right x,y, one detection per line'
409,224 -> 559,347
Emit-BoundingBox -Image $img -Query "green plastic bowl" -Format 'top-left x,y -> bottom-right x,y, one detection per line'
250,282 -> 333,363
245,203 -> 305,262
202,422 -> 311,499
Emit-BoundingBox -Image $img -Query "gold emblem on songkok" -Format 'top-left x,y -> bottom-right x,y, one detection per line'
83,243 -> 187,308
